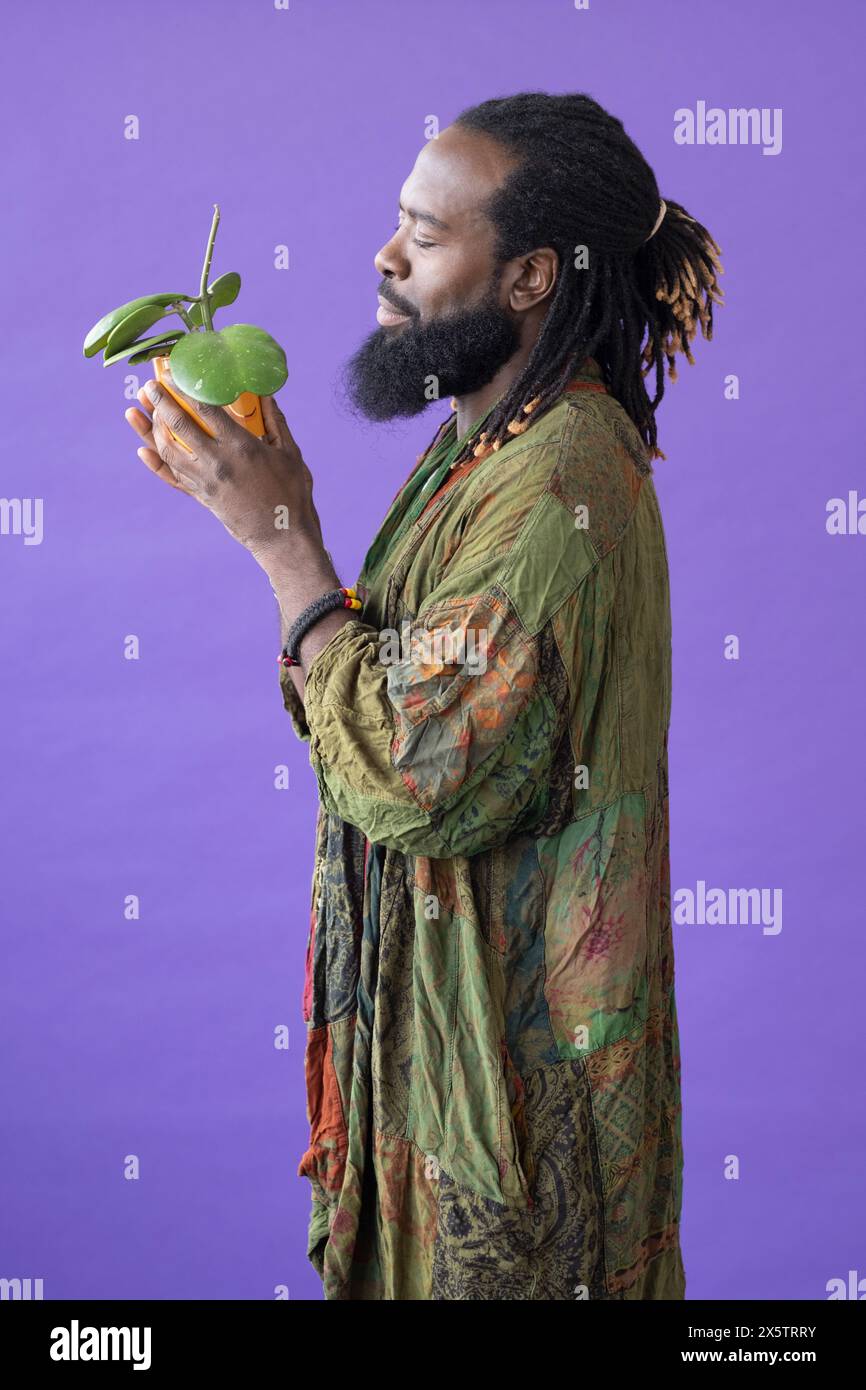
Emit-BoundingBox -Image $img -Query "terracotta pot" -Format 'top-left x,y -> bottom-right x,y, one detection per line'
153,355 -> 266,454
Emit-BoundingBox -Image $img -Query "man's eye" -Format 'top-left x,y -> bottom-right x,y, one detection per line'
393,221 -> 436,249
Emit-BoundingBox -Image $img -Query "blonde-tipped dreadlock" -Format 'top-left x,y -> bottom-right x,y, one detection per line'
639,202 -> 724,389
449,93 -> 725,468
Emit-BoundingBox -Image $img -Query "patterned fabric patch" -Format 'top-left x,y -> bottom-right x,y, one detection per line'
536,793 -> 651,1055
584,998 -> 684,1294
430,1059 -> 607,1300
386,592 -> 537,811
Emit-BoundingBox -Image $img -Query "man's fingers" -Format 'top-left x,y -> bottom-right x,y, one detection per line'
126,386 -> 200,489
125,402 -> 186,490
134,443 -> 189,491
145,379 -> 215,459
261,394 -> 295,450
149,413 -> 203,493
125,405 -> 155,446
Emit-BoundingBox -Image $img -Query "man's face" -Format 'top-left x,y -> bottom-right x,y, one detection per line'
343,124 -> 525,421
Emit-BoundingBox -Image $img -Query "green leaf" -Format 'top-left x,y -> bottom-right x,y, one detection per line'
186,271 -> 241,328
105,303 -> 182,357
83,293 -> 188,358
168,323 -> 287,405
127,335 -> 186,365
103,331 -> 184,367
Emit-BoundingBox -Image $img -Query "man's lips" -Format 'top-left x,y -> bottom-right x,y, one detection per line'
377,295 -> 413,326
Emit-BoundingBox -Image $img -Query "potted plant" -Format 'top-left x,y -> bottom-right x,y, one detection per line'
83,204 -> 287,453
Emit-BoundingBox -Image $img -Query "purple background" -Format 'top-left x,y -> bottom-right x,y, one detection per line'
1,0 -> 863,1301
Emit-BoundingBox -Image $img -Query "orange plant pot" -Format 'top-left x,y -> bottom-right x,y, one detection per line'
153,355 -> 266,454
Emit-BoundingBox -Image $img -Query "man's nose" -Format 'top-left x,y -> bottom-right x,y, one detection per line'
374,237 -> 407,279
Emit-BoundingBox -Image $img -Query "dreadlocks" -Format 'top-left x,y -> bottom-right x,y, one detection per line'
451,92 -> 724,466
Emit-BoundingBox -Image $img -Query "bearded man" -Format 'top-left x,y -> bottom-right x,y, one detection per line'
126,91 -> 723,1301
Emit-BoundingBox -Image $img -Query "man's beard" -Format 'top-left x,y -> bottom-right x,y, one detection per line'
341,277 -> 522,422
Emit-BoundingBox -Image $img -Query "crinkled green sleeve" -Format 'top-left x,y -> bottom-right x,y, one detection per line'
290,583 -> 563,858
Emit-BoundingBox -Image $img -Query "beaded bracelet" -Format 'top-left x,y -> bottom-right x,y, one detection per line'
278,586 -> 362,668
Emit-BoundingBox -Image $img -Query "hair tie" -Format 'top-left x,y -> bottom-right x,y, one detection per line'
644,198 -> 667,243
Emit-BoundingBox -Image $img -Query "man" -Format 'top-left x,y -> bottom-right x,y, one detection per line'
126,91 -> 723,1300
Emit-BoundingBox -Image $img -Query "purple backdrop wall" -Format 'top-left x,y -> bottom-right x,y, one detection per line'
1,0 -> 863,1302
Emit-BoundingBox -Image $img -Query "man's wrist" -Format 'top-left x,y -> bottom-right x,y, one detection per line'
257,529 -> 338,601
253,522 -> 327,575
251,520 -> 365,685
258,526 -> 354,662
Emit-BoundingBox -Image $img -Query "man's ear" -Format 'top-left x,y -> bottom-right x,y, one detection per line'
508,247 -> 559,314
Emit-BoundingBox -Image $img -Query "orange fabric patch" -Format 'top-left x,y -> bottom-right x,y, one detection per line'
297,1025 -> 348,1196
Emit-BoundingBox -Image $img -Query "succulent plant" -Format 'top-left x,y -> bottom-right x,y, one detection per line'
83,204 -> 287,406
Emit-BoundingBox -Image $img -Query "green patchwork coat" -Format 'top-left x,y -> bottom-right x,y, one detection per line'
280,356 -> 685,1300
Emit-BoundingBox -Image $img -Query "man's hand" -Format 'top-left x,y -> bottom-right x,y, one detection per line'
125,365 -> 352,698
124,366 -> 323,564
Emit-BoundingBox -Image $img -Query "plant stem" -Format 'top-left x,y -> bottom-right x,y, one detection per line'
198,204 -> 220,332
171,304 -> 195,331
